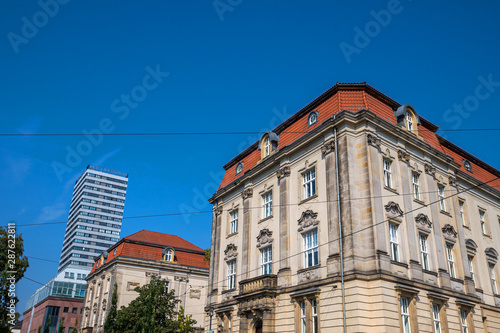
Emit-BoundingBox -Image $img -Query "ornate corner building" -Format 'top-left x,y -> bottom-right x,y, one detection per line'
206,83 -> 500,332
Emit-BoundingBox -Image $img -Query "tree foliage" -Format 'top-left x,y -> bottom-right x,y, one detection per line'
70,318 -> 78,333
103,283 -> 118,333
204,249 -> 211,261
177,306 -> 196,333
0,225 -> 29,331
112,277 -> 197,333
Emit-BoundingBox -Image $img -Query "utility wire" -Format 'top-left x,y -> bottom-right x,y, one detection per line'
1,128 -> 500,137
7,187 -> 499,228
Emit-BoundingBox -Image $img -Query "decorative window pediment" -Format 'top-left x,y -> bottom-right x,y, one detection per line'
224,243 -> 238,261
485,247 -> 499,264
367,133 -> 381,149
297,210 -> 319,232
465,239 -> 478,256
256,228 -> 274,249
441,224 -> 457,242
385,201 -> 403,222
415,214 -> 432,233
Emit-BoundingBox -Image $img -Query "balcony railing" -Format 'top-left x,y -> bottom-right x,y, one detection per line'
239,274 -> 277,294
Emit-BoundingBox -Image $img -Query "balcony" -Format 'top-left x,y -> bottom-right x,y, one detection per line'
239,275 -> 277,295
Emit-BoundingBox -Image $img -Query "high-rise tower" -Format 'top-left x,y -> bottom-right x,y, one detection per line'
58,165 -> 128,272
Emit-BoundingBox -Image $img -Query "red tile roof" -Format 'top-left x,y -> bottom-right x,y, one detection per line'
218,83 -> 500,191
90,230 -> 209,273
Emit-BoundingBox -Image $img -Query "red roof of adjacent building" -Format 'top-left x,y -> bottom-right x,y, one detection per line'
218,83 -> 500,191
90,230 -> 209,273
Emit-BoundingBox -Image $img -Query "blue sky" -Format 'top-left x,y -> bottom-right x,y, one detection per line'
1,0 -> 500,317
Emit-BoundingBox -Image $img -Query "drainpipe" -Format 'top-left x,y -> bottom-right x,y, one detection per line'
208,200 -> 218,332
334,115 -> 347,333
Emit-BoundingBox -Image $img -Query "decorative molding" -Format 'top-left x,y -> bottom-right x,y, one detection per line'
297,210 -> 319,232
424,163 -> 436,176
485,247 -> 499,264
256,228 -> 274,249
215,206 -> 223,215
442,224 -> 458,239
384,201 -> 404,217
367,133 -> 381,148
174,276 -> 189,282
397,149 -> 410,163
224,243 -> 238,261
145,272 -> 161,278
448,176 -> 457,187
321,140 -> 335,155
241,188 -> 253,200
415,214 -> 432,229
277,166 -> 290,179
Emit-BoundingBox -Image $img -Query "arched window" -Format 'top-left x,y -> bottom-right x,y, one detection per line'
259,132 -> 278,160
307,111 -> 318,127
163,247 -> 175,262
236,162 -> 244,175
395,104 -> 419,135
406,111 -> 414,132
264,136 -> 270,157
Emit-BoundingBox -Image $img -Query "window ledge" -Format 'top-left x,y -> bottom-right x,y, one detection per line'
463,225 -> 470,230
450,277 -> 464,284
423,269 -> 438,277
440,210 -> 452,217
259,215 -> 273,223
221,288 -> 236,294
297,264 -> 321,274
299,194 -> 318,205
384,186 -> 399,195
482,234 -> 492,239
226,231 -> 238,239
391,260 -> 408,268
413,198 -> 425,206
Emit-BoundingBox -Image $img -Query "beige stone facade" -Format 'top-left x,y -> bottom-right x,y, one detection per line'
207,84 -> 500,332
80,230 -> 209,332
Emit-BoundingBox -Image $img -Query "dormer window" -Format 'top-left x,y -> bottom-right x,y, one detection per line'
264,137 -> 270,157
395,104 -> 420,135
406,112 -> 413,132
236,162 -> 244,175
307,111 -> 318,127
163,247 -> 175,262
463,159 -> 472,172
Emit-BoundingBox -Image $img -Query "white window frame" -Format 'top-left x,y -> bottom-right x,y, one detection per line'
228,315 -> 232,333
489,263 -> 498,295
412,173 -> 420,200
300,301 -> 306,333
479,210 -> 487,235
383,159 -> 392,188
419,234 -> 429,270
230,210 -> 238,234
312,299 -> 318,333
227,260 -> 236,290
401,297 -> 411,333
446,244 -> 456,278
459,201 -> 466,226
389,224 -> 399,262
303,169 -> 316,199
165,249 -> 172,262
264,137 -> 270,157
468,256 -> 475,286
261,246 -> 272,275
438,186 -> 446,211
303,230 -> 319,268
432,304 -> 442,333
460,310 -> 468,333
262,192 -> 273,218
406,112 -> 414,132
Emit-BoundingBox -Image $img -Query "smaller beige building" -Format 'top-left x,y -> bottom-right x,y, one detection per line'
80,230 -> 209,333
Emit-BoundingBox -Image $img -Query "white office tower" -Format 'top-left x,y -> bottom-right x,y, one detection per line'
58,165 -> 128,272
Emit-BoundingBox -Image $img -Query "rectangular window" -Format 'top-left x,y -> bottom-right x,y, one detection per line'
468,256 -> 475,286
230,210 -> 238,234
312,299 -> 318,333
228,315 -> 232,333
401,297 -> 411,333
432,304 -> 441,333
446,244 -> 456,278
261,247 -> 272,275
303,230 -> 319,268
383,159 -> 392,188
460,311 -> 468,333
63,307 -> 69,313
303,169 -> 316,199
419,234 -> 429,270
389,224 -> 399,262
459,201 -> 466,226
227,260 -> 236,290
262,192 -> 273,218
480,210 -> 487,235
438,186 -> 446,211
300,301 -> 306,333
412,173 -> 420,200
490,264 -> 498,294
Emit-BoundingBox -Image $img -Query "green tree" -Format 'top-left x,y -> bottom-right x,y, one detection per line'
38,326 -> 42,333
114,277 -> 183,333
103,283 -> 118,333
204,249 -> 211,261
57,317 -> 65,333
43,315 -> 52,333
70,318 -> 78,333
0,225 -> 29,331
177,306 -> 196,333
